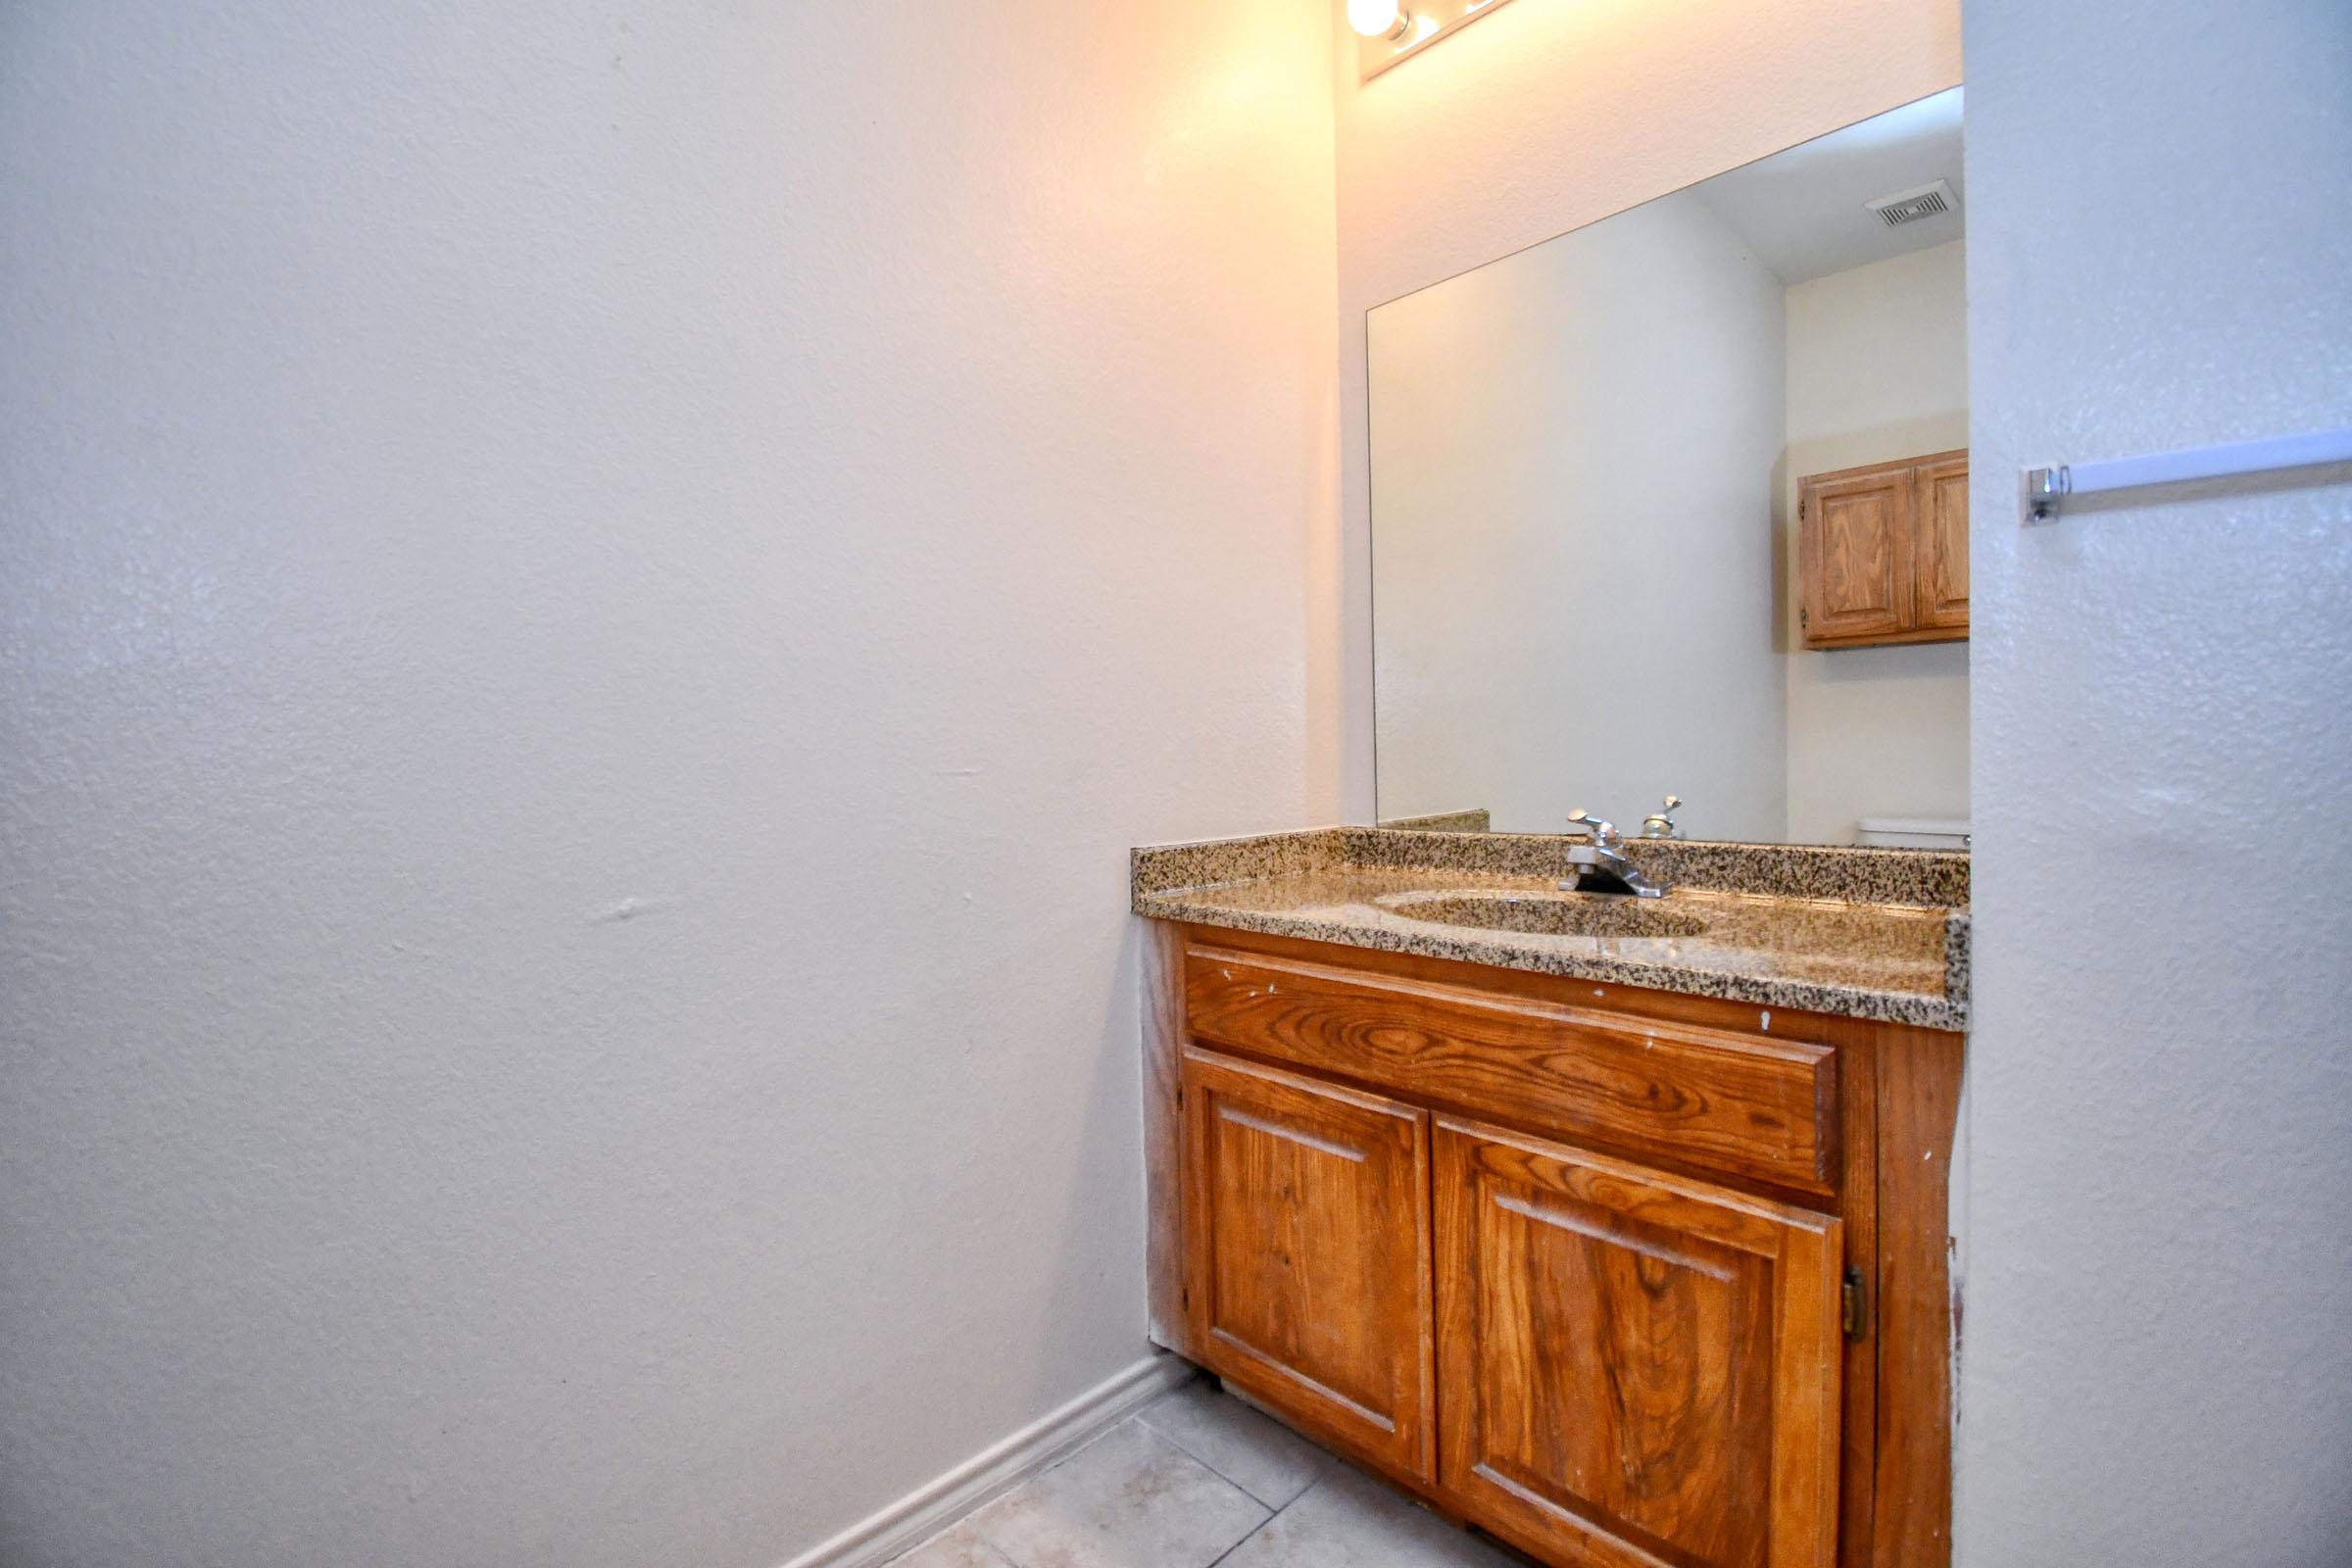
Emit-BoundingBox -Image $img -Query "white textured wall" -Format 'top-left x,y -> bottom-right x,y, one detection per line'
1328,0 -> 1963,821
1959,2 -> 2352,1561
0,3 -> 1338,1564
1784,240 -> 1970,843
1368,194 -> 1787,841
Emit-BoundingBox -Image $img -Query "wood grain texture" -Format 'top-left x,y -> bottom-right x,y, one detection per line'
1185,924 -> 1873,1047
1871,1029 -> 1964,1568
1436,1118 -> 1842,1568
1800,464 -> 1910,646
1141,918 -> 1194,1356
1140,921 -> 1965,1568
1798,450 -> 1969,650
1182,1047 -> 1437,1480
1186,942 -> 1838,1195
1915,455 -> 1970,632
1834,1032 -> 1879,1568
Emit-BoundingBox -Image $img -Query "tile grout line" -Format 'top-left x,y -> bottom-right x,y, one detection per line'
1127,1396 -> 1327,1568
901,1402 -> 1340,1568
909,1421 -> 1137,1568
1129,1406 -> 1319,1515
1199,1471 -> 1328,1568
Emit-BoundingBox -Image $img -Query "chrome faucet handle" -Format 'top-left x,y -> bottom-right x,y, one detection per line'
1562,808 -> 1669,898
1640,796 -> 1685,839
1567,809 -> 1619,845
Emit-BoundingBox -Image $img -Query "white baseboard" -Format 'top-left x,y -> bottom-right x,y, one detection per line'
777,1353 -> 1196,1568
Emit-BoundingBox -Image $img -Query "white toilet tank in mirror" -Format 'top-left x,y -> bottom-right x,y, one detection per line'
1368,90 -> 1969,848
1857,816 -> 1972,851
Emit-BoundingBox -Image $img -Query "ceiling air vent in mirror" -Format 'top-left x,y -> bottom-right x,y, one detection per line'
1865,179 -> 1957,227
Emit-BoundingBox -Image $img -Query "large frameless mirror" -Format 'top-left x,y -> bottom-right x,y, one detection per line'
1369,89 -> 1970,849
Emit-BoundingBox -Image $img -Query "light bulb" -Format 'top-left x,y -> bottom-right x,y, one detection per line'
1348,0 -> 1410,40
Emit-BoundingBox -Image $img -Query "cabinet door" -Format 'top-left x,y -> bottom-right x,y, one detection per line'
1914,453 -> 1970,634
1799,466 -> 1911,647
1436,1119 -> 1842,1568
1182,1047 -> 1434,1479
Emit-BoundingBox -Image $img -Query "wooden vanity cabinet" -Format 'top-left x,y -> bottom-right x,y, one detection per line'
1798,449 -> 1970,649
1179,1048 -> 1436,1480
1144,922 -> 1964,1568
1437,1120 -> 1841,1568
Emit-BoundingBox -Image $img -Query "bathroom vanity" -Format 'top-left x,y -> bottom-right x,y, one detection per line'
1227,86 -> 1978,1567
1133,827 -> 1967,1568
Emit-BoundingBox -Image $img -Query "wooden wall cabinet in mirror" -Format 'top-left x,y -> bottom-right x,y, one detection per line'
1798,449 -> 1970,650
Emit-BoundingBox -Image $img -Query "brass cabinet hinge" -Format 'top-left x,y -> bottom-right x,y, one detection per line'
1841,1267 -> 1868,1340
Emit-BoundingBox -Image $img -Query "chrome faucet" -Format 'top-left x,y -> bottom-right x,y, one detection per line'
1560,809 -> 1668,899
1640,796 -> 1685,839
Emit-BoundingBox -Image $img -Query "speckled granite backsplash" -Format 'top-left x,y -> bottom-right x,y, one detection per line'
1134,825 -> 1968,908
1131,825 -> 1970,1030
1376,808 -> 1494,833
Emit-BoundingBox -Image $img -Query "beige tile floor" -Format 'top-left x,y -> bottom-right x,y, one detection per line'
887,1380 -> 1525,1568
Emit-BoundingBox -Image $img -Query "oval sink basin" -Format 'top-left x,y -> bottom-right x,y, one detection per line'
1390,893 -> 1707,940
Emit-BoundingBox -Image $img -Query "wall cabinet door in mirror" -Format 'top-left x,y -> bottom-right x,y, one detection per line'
1180,1047 -> 1436,1479
1799,465 -> 1913,644
1916,455 -> 1971,632
1436,1118 -> 1842,1568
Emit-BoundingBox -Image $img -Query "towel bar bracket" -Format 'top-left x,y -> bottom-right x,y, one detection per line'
2022,426 -> 2352,523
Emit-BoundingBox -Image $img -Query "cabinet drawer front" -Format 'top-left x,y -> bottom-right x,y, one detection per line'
1185,945 -> 1837,1194
1182,1048 -> 1436,1480
1436,1120 -> 1842,1568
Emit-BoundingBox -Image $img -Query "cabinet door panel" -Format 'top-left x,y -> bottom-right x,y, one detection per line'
1800,468 -> 1910,646
1915,455 -> 1970,633
1437,1120 -> 1841,1568
1182,1047 -> 1435,1478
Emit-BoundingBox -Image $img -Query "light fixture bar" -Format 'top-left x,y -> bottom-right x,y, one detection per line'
1353,0 -> 1525,81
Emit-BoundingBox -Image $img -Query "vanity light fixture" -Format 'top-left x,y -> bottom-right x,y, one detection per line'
1349,0 -> 1522,81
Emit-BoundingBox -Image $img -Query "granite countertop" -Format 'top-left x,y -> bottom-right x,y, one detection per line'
1132,826 -> 1970,1031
